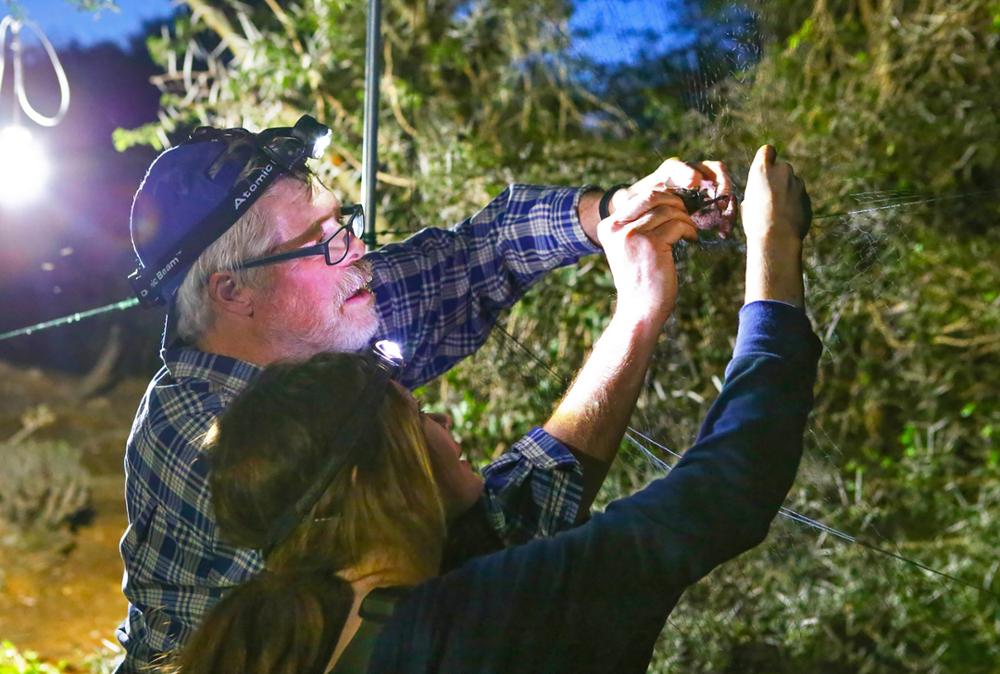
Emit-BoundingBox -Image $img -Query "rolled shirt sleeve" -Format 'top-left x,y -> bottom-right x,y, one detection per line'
480,427 -> 584,545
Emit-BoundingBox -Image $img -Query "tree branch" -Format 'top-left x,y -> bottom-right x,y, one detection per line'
182,0 -> 248,61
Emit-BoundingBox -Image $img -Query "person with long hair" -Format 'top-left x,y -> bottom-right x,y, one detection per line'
116,108 -> 733,672
173,145 -> 820,673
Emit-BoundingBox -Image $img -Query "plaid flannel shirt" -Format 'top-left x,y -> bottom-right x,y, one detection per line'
115,184 -> 600,670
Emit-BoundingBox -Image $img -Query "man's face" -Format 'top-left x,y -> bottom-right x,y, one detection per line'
251,178 -> 379,358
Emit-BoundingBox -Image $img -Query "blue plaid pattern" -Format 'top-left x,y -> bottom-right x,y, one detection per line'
115,184 -> 600,670
482,427 -> 584,543
370,184 -> 599,386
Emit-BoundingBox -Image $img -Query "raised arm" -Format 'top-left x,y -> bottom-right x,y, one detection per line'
373,145 -> 818,674
577,157 -> 735,243
369,157 -> 732,390
741,144 -> 812,306
445,188 -> 697,552
379,306 -> 822,674
542,187 -> 697,513
367,185 -> 600,388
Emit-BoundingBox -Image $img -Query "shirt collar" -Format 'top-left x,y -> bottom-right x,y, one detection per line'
161,345 -> 262,396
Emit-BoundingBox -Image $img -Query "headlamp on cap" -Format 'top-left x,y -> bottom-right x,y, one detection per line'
128,115 -> 333,308
256,114 -> 333,170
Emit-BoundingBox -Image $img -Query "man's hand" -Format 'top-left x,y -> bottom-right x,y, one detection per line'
741,145 -> 812,308
597,189 -> 697,324
547,170 -> 700,512
579,157 -> 734,243
617,157 -> 735,235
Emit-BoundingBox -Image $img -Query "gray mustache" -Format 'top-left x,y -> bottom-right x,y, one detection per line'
334,260 -> 373,302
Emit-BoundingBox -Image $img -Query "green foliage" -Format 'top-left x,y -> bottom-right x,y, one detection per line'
78,645 -> 122,674
127,1 -> 999,670
2,0 -> 118,16
112,123 -> 166,152
63,0 -> 118,13
0,641 -> 119,674
0,642 -> 65,674
0,438 -> 92,542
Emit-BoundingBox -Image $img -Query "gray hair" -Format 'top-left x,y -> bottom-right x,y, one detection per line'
174,198 -> 277,343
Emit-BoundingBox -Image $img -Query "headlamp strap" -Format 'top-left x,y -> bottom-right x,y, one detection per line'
129,159 -> 283,307
263,348 -> 402,552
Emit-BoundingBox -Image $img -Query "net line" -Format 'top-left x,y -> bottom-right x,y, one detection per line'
1,187 -> 989,344
491,320 -> 997,599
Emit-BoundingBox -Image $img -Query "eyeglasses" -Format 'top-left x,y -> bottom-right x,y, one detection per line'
235,204 -> 365,270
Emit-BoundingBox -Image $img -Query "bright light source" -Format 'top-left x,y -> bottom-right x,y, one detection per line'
0,125 -> 50,208
374,339 -> 403,364
311,129 -> 332,159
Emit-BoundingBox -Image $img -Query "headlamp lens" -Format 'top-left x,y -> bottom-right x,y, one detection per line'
311,129 -> 332,159
373,340 -> 403,368
291,115 -> 333,160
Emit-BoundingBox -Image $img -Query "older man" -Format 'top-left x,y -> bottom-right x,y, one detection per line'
115,116 -> 731,670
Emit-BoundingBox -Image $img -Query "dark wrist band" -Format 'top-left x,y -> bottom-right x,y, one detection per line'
599,183 -> 628,220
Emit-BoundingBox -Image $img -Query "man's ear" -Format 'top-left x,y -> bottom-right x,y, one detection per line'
205,271 -> 255,318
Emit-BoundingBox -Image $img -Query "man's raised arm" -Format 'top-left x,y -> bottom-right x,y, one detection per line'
542,184 -> 699,514
370,158 -> 731,389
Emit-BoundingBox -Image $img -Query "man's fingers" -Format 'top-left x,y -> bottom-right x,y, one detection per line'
655,157 -> 700,189
641,218 -> 698,248
648,189 -> 686,212
696,160 -> 732,195
665,219 -> 699,245
612,188 -> 686,223
624,203 -> 693,232
689,161 -> 717,183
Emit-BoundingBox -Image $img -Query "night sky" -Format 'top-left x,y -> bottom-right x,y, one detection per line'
12,0 -> 175,47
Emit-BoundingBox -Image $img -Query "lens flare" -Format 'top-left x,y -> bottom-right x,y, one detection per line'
0,125 -> 49,208
374,339 -> 403,364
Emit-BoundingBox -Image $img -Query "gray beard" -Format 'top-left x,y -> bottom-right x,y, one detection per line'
265,259 -> 378,359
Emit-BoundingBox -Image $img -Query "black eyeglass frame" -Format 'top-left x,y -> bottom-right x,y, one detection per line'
234,203 -> 365,271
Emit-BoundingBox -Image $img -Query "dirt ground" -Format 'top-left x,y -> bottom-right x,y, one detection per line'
0,479 -> 127,664
0,361 -> 147,667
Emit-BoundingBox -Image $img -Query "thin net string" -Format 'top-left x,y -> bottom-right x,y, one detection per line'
409,5 -> 997,666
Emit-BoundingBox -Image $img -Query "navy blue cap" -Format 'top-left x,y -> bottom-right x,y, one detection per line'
129,139 -> 259,305
128,116 -> 330,309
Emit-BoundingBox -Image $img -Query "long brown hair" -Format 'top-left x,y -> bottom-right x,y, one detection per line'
168,352 -> 445,673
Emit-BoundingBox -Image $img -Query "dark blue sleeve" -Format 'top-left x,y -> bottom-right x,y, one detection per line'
371,301 -> 822,674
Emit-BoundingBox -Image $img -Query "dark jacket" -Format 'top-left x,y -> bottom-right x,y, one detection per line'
370,301 -> 822,673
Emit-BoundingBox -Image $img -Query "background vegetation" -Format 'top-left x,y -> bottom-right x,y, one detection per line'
10,0 -> 996,670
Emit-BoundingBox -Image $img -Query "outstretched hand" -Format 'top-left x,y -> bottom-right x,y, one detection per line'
547,160 -> 720,500
741,144 -> 812,243
741,145 -> 811,308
